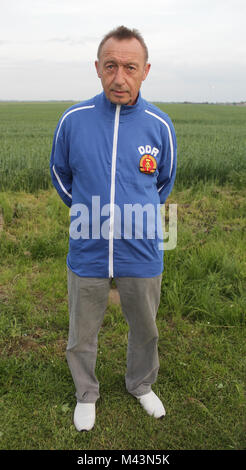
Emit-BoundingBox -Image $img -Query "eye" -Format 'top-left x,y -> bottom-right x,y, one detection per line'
126,65 -> 137,74
105,64 -> 115,71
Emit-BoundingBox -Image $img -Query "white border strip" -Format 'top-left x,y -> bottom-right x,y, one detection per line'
55,105 -> 95,145
53,105 -> 95,199
52,164 -> 72,199
108,105 -> 121,278
144,109 -> 174,178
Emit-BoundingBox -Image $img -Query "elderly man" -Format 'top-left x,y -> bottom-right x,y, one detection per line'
50,26 -> 177,431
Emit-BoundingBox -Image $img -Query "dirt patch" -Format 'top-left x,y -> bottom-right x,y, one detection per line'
1,332 -> 67,358
1,336 -> 41,356
108,288 -> 121,305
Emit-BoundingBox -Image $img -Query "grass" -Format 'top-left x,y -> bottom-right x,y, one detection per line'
0,318 -> 244,450
158,103 -> 246,188
0,101 -> 74,192
0,185 -> 245,450
0,101 -> 245,451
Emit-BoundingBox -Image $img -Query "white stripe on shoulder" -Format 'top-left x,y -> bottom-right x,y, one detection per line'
55,105 -> 95,145
53,105 -> 94,199
145,109 -> 174,178
52,165 -> 72,199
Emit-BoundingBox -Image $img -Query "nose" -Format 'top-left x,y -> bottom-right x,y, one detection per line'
114,66 -> 125,86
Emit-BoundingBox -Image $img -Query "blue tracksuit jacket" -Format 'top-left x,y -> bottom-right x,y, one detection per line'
50,91 -> 177,278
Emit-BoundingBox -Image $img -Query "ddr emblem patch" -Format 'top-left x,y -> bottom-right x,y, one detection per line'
139,154 -> 157,174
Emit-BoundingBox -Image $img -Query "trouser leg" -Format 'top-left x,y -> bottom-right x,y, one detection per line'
115,274 -> 162,397
66,268 -> 110,403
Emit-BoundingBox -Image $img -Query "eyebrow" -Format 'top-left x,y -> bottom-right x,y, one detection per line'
104,59 -> 139,67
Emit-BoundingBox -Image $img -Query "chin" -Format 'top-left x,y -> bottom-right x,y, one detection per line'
108,92 -> 133,106
111,97 -> 133,106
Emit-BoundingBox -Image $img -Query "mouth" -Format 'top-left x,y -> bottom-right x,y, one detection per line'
111,90 -> 128,96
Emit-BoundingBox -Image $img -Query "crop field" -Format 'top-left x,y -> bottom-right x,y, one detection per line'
0,101 -> 245,452
0,101 -> 246,192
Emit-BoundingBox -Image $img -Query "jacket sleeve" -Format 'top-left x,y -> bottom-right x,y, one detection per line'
157,118 -> 177,204
50,120 -> 73,208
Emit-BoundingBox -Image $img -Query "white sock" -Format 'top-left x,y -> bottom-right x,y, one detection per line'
137,391 -> 166,418
74,403 -> 96,431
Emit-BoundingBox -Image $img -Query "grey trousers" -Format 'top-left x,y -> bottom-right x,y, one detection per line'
66,267 -> 162,403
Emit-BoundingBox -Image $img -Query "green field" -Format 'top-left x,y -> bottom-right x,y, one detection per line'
0,101 -> 245,451
0,101 -> 246,192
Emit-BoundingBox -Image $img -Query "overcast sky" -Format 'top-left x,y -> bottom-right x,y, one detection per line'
1,0 -> 246,102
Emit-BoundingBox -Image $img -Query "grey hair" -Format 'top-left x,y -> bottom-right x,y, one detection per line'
97,25 -> 149,63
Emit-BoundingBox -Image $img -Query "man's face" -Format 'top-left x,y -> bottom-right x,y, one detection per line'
95,37 -> 151,106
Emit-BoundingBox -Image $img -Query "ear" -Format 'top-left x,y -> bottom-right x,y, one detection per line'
142,63 -> 151,82
95,60 -> 101,78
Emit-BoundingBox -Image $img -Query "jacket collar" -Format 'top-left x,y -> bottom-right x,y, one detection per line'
96,91 -> 145,119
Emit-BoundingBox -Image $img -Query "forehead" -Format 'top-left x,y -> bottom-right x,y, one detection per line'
99,37 -> 146,64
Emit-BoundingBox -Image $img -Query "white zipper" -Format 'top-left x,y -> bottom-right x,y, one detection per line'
108,105 -> 121,278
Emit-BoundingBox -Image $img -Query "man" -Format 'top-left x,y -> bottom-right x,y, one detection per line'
50,26 -> 177,432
